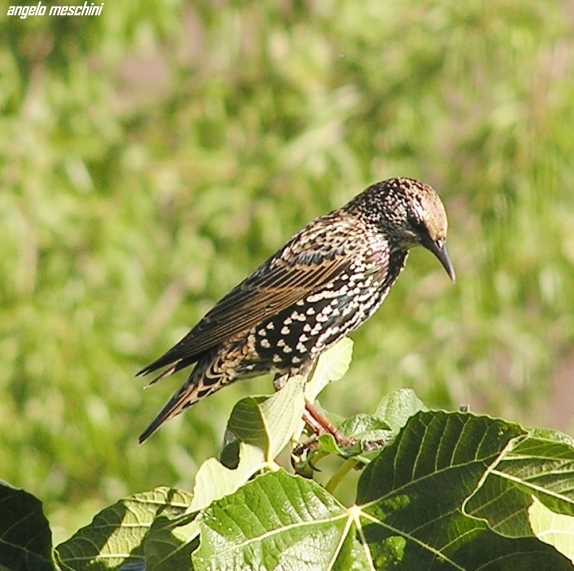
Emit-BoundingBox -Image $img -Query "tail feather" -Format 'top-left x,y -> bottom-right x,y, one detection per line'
143,364 -> 178,389
138,367 -> 225,443
139,380 -> 204,443
137,355 -> 196,379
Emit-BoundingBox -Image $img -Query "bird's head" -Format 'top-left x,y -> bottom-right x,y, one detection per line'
349,177 -> 456,281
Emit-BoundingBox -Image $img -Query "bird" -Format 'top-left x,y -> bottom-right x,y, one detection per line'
137,177 -> 455,444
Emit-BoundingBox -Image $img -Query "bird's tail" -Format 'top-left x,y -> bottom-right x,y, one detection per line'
138,361 -> 228,444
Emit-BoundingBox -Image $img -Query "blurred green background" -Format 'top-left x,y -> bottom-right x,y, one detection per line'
1,0 -> 574,540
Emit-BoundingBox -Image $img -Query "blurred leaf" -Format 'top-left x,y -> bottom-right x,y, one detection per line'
0,481 -> 56,571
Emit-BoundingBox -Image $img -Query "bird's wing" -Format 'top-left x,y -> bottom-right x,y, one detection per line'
138,217 -> 364,379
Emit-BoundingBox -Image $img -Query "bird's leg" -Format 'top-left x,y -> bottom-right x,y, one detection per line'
303,400 -> 354,448
301,403 -> 325,435
274,372 -> 354,448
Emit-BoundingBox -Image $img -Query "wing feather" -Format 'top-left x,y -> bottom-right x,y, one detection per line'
137,215 -> 363,378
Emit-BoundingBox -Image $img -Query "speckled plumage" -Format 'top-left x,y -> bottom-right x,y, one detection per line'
138,177 -> 455,443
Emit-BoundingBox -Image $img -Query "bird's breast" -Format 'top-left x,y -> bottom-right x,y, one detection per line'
248,266 -> 389,372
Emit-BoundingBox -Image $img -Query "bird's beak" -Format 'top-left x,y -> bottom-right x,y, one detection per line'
428,239 -> 456,282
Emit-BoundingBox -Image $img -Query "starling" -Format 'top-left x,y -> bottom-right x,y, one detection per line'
138,178 -> 455,443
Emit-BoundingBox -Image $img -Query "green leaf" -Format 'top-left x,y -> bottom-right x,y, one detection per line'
195,411 -> 574,570
225,374 -> 306,461
193,470 -> 370,571
339,413 -> 391,441
304,337 -> 354,402
466,432 -> 574,537
56,487 -> 193,571
191,374 -> 309,514
528,429 -> 574,447
510,435 -> 574,514
529,497 -> 574,562
312,414 -> 391,458
291,337 -> 354,442
0,481 -> 57,571
189,443 -> 266,513
373,388 -> 427,434
356,411 -> 573,570
143,511 -> 199,571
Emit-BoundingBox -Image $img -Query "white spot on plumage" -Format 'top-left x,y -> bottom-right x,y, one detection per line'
291,311 -> 306,322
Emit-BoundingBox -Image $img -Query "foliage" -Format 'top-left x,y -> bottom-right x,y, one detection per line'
1,0 -> 574,539
1,340 -> 574,570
